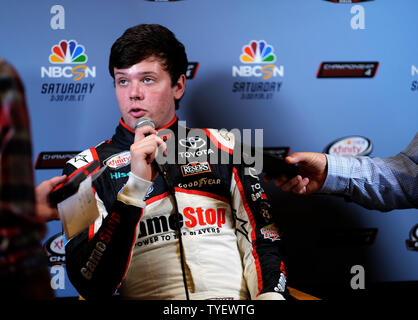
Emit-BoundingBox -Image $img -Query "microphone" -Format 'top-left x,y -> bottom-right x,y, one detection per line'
134,117 -> 166,175
134,117 -> 155,131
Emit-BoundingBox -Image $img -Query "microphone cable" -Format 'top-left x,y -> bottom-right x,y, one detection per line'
134,117 -> 190,300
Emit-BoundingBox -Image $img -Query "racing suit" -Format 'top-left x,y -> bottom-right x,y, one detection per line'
64,115 -> 288,300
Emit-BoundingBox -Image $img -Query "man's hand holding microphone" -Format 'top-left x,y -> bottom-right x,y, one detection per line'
130,117 -> 167,182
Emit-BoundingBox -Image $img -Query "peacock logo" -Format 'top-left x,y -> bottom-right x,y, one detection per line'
233,40 -> 283,80
240,40 -> 276,64
231,40 -> 284,100
49,40 -> 88,64
41,39 -> 96,82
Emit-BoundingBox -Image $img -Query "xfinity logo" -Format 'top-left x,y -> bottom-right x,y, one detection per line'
105,151 -> 131,169
324,136 -> 372,157
43,233 -> 65,265
179,137 -> 206,149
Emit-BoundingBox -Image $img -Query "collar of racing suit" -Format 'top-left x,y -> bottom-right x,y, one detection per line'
113,115 -> 179,149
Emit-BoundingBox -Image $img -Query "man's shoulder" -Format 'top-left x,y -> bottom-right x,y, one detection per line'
201,128 -> 236,154
65,141 -> 108,171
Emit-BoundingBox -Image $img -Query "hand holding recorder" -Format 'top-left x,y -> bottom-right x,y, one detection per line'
36,174 -> 67,221
264,152 -> 327,195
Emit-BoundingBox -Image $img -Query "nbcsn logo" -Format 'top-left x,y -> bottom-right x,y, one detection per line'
232,40 -> 284,80
41,40 -> 96,81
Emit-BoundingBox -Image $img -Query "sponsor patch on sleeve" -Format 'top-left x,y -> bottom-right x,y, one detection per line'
67,149 -> 94,169
260,224 -> 280,241
104,151 -> 131,169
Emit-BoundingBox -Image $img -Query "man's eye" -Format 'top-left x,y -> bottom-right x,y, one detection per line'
118,79 -> 128,85
143,77 -> 153,84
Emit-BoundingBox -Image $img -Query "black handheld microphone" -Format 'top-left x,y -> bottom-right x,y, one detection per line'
134,117 -> 167,175
134,117 -> 155,131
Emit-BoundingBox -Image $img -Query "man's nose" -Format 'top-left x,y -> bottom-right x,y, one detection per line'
129,81 -> 144,100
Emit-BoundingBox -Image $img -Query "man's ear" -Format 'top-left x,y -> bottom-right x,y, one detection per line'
173,74 -> 186,100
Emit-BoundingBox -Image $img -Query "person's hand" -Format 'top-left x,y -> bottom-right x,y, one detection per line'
35,175 -> 67,221
130,124 -> 167,181
264,152 -> 328,195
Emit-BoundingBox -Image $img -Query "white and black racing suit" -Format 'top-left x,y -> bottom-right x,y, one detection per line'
64,115 -> 288,300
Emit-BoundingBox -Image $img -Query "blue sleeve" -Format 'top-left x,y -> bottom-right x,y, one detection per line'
320,132 -> 418,211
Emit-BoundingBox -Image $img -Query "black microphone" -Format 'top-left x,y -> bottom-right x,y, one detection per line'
134,117 -> 167,175
134,117 -> 155,131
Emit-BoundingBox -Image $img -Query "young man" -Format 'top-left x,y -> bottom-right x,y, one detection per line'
64,24 -> 287,300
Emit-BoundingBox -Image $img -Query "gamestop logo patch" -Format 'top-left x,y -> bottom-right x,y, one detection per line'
105,151 -> 131,169
181,161 -> 211,177
137,206 -> 227,240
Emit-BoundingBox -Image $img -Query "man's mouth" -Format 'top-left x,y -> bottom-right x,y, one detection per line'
129,108 -> 146,118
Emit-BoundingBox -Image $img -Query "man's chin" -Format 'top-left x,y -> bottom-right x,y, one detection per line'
120,117 -> 135,130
